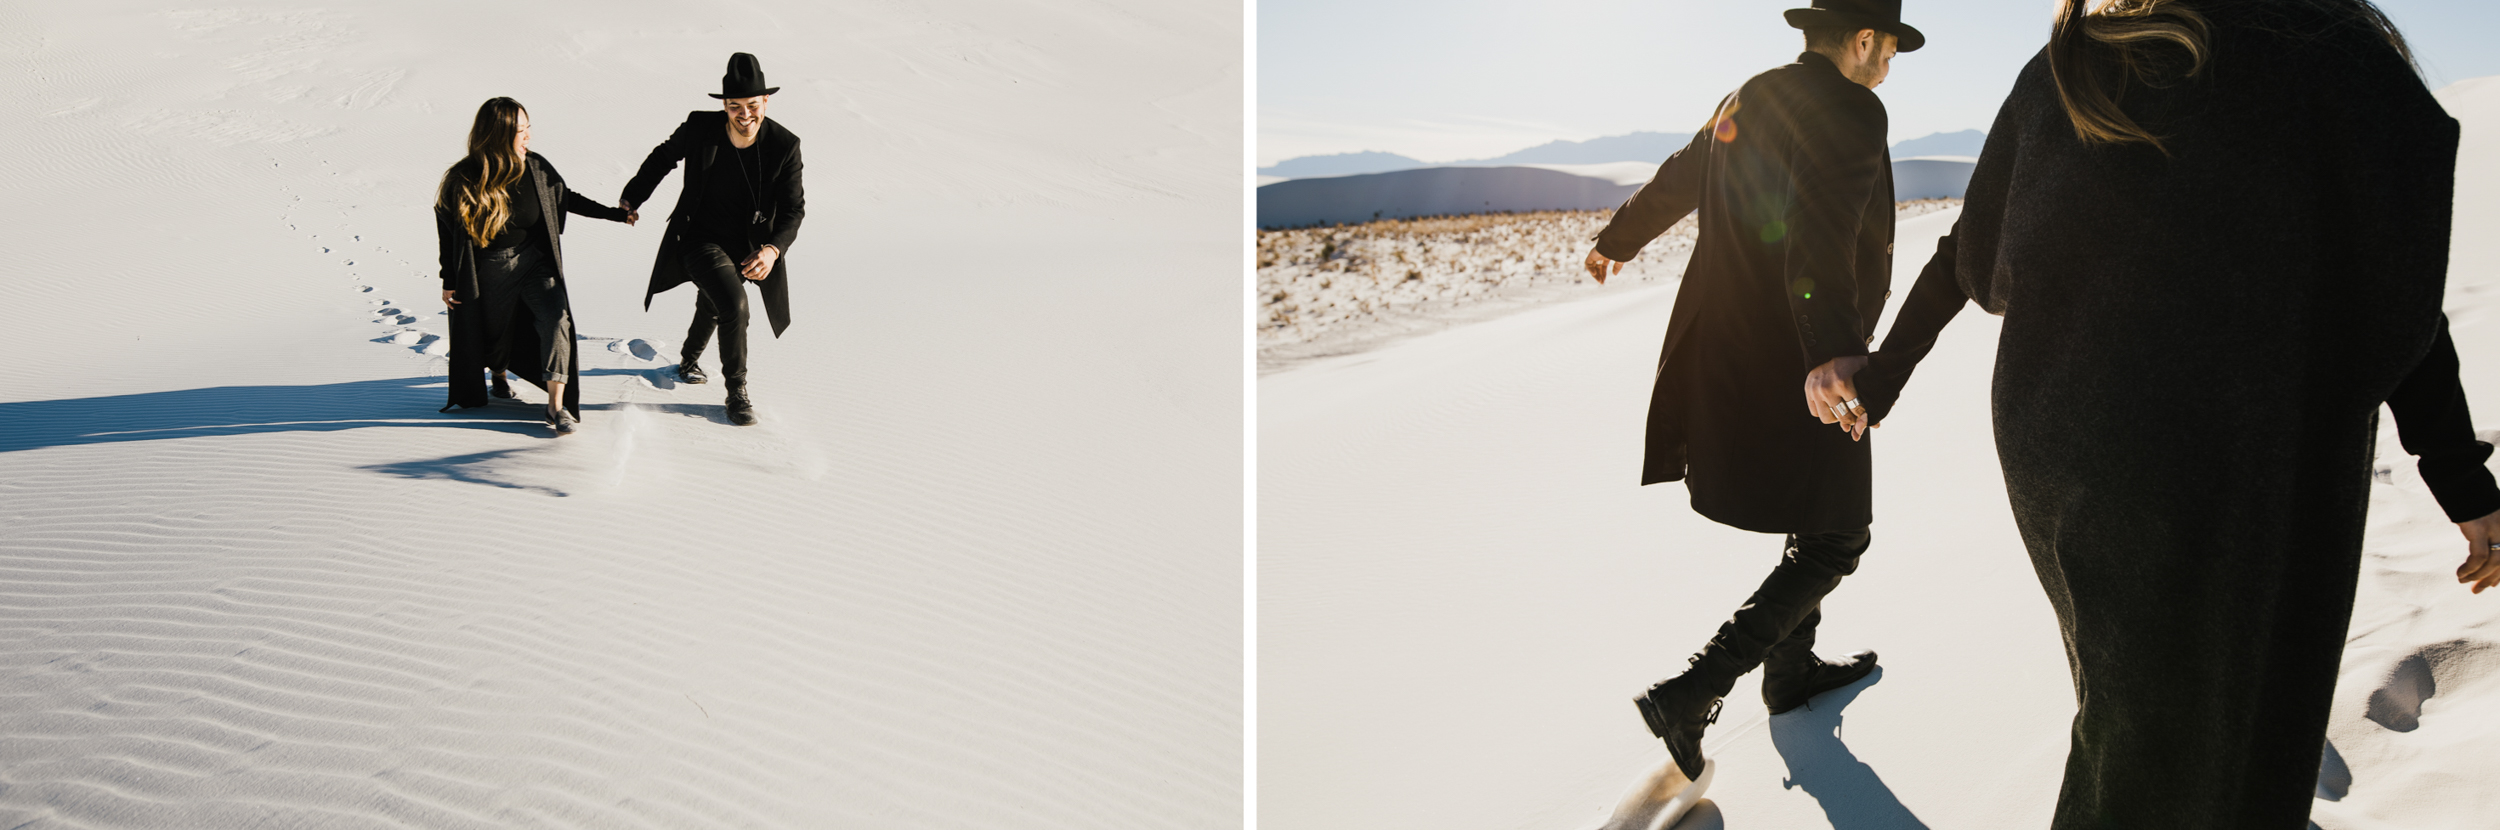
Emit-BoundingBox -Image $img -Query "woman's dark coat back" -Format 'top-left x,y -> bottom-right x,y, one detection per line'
1856,2 -> 2498,826
434,152 -> 627,414
1594,51 -> 1896,533
620,111 -> 805,337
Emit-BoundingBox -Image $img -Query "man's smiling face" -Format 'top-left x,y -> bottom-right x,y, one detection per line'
724,95 -> 769,137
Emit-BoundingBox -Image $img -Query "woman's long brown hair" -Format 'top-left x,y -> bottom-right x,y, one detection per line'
2047,0 -> 2414,155
437,98 -> 529,248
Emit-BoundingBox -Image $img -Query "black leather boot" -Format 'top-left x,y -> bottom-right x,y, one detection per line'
676,356 -> 709,385
725,381 -> 758,426
1760,608 -> 1878,715
1635,651 -> 1739,781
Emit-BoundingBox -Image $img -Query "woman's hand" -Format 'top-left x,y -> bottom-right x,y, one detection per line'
443,289 -> 459,307
2455,508 -> 2500,593
618,199 -> 639,227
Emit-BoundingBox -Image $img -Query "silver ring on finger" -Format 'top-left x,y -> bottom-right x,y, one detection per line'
1844,397 -> 1863,413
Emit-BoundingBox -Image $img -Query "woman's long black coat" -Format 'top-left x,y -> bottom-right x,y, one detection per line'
1856,3 -> 2500,826
1594,51 -> 1896,533
435,152 -> 628,414
620,111 -> 805,337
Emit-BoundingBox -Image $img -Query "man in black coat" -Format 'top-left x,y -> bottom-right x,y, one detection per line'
1582,0 -> 1921,781
620,52 -> 805,426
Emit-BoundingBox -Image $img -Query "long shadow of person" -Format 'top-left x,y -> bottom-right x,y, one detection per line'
0,370 -> 728,495
0,367 -> 726,456
0,376 -> 560,455
1764,667 -> 1931,830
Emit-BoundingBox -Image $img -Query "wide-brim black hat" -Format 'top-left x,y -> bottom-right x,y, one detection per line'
709,52 -> 780,99
1785,0 -> 1925,53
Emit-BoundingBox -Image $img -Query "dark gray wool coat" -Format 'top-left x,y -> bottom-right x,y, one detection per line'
435,152 -> 629,414
1855,2 -> 2500,826
621,111 -> 805,337
1594,51 -> 1896,533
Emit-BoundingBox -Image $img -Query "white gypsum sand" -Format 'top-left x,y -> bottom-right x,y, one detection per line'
1259,79 -> 2500,830
0,2 -> 1239,828
1254,199 -> 1960,374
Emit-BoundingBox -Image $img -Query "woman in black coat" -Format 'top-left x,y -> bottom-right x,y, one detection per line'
1847,0 -> 2500,825
435,97 -> 631,433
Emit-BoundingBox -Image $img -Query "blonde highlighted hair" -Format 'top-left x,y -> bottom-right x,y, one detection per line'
436,97 -> 529,248
2048,0 -> 2414,155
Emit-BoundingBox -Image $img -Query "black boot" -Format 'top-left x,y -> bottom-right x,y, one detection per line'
725,381 -> 758,426
1635,657 -> 1729,781
676,356 -> 709,385
1760,608 -> 1878,715
490,371 -> 515,399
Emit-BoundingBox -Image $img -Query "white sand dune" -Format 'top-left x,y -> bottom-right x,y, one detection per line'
1260,77 -> 2500,830
1889,156 -> 1976,200
0,2 -> 1238,828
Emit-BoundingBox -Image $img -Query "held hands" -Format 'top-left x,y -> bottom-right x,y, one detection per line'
1583,249 -> 1624,285
618,199 -> 639,227
740,245 -> 779,281
2455,509 -> 2500,593
1804,356 -> 1874,441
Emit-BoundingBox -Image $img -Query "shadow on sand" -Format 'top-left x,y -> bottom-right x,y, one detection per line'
1765,667 -> 1931,830
1669,799 -> 1725,829
0,370 -> 719,496
0,370 -> 724,456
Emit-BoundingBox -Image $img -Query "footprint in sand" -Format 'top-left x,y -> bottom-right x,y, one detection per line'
2366,639 -> 2500,733
605,338 -> 662,362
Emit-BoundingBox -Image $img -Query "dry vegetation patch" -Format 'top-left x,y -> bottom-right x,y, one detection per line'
1257,199 -> 1960,370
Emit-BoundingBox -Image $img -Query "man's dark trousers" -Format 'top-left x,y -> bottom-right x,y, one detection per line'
1691,528 -> 1869,696
679,243 -> 752,385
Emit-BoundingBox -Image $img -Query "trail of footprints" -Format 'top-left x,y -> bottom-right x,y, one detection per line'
292,205 -> 670,372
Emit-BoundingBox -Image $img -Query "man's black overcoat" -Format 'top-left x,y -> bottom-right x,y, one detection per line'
1595,51 -> 1895,533
1854,2 -> 2499,826
436,152 -> 627,414
621,111 -> 805,337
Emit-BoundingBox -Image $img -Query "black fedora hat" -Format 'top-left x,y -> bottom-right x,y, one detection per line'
709,52 -> 780,100
1785,0 -> 1925,53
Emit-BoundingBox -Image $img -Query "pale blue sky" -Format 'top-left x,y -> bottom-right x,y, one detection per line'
1258,0 -> 2500,165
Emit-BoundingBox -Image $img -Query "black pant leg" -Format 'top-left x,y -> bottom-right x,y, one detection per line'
678,243 -> 751,385
1687,528 -> 1869,698
513,251 -> 573,383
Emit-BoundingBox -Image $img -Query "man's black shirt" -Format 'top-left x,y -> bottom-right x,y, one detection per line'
695,141 -> 767,255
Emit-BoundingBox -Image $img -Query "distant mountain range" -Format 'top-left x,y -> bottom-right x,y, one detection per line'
1257,132 -> 1693,179
1260,129 -> 1988,179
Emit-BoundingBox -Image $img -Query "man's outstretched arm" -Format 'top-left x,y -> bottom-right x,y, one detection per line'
620,116 -> 697,211
1585,101 -> 1721,283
